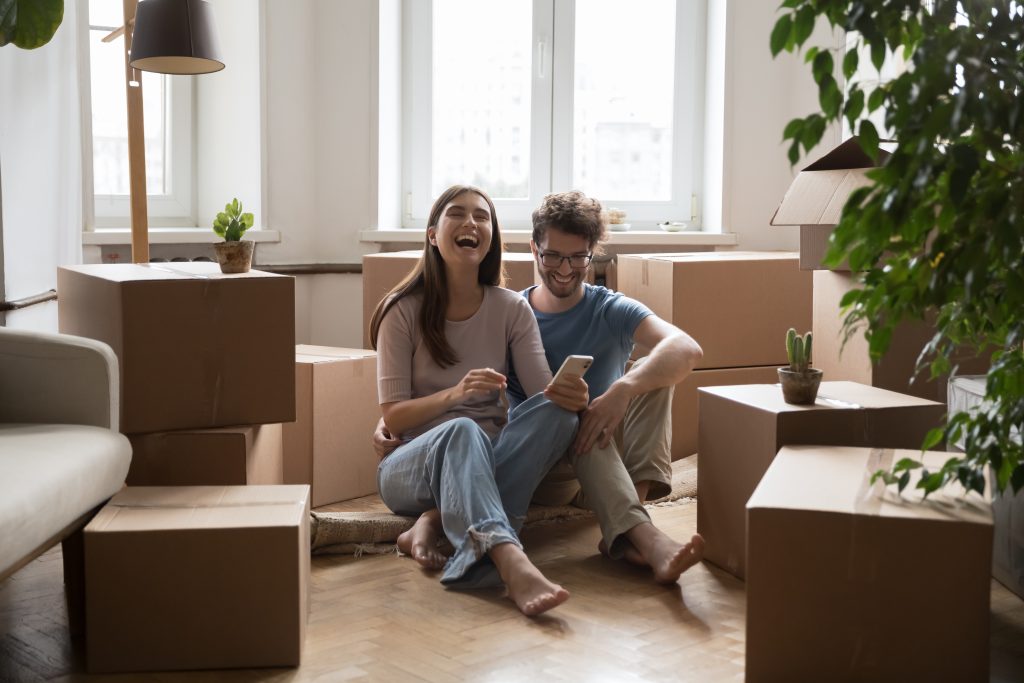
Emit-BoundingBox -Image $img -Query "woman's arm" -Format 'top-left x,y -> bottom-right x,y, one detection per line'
507,299 -> 553,397
380,367 -> 507,436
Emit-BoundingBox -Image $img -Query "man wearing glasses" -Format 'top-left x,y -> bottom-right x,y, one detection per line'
511,190 -> 706,584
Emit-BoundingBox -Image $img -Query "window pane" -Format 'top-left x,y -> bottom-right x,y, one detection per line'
89,0 -> 123,29
573,0 -> 676,201
432,0 -> 531,200
89,30 -> 166,196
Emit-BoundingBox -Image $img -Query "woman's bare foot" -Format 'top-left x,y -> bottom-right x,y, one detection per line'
491,542 -> 569,616
626,524 -> 705,584
396,509 -> 448,570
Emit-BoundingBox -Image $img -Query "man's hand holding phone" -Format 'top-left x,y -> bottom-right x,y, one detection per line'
544,355 -> 592,413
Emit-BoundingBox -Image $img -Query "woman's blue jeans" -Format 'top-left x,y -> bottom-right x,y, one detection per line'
377,394 -> 578,588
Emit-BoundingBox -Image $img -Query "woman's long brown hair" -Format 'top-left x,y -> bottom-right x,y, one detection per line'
369,185 -> 504,368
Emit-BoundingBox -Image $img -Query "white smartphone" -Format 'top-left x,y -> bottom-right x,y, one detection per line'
551,354 -> 593,387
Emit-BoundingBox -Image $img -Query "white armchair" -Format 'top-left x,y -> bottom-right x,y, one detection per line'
0,327 -> 131,583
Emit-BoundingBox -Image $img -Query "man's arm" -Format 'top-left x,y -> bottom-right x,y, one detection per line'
574,315 -> 702,454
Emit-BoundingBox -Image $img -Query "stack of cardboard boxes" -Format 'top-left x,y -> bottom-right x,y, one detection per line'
58,263 -> 309,672
617,251 -> 812,459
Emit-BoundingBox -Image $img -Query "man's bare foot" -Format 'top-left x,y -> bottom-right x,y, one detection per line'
627,524 -> 705,584
396,509 -> 448,570
491,543 -> 569,616
597,538 -> 646,567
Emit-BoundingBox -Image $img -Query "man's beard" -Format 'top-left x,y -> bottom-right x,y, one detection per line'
543,269 -> 583,299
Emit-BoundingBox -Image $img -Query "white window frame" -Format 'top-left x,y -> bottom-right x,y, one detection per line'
87,8 -> 196,228
402,0 -> 705,230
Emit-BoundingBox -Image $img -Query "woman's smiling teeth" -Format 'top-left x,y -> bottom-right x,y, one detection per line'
454,234 -> 479,249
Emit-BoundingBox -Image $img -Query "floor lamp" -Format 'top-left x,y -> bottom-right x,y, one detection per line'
112,0 -> 224,264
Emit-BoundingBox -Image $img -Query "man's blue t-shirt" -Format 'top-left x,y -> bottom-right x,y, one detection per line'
507,284 -> 653,405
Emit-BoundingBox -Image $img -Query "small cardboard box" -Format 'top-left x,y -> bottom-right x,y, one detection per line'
85,485 -> 311,673
362,251 -> 536,347
697,381 -> 944,578
770,137 -> 890,271
283,346 -> 381,507
126,423 -> 284,486
670,365 -> 781,460
746,446 -> 992,682
814,270 -> 989,402
57,263 -> 296,434
617,252 -> 811,370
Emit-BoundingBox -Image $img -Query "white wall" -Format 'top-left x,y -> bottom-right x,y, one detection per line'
229,0 -> 837,348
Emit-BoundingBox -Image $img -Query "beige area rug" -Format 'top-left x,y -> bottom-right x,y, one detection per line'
310,454 -> 698,556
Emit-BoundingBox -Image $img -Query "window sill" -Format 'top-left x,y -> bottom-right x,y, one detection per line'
82,228 -> 282,246
360,229 -> 738,247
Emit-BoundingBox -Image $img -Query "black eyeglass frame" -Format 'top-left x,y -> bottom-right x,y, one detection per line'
538,251 -> 594,269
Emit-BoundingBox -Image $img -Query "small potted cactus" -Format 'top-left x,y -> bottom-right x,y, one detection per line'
778,328 -> 822,404
212,198 -> 255,274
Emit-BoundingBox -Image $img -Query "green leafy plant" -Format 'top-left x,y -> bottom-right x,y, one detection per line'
212,198 -> 255,242
0,0 -> 64,49
771,1 -> 1023,497
786,328 -> 813,373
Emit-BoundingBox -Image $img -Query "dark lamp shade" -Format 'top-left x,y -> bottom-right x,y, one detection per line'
129,0 -> 224,75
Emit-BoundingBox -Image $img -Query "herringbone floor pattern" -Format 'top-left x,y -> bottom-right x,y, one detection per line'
2,503 -> 1023,682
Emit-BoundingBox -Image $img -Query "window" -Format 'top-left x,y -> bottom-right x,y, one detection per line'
403,0 -> 705,229
88,0 -> 194,227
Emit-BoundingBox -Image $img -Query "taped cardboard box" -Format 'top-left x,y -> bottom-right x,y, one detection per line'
697,381 -> 944,579
57,263 -> 296,434
617,252 -> 811,370
814,270 -> 989,403
746,446 -> 992,682
283,346 -> 381,507
126,423 -> 284,486
670,365 -> 780,460
85,485 -> 310,673
362,251 -> 536,347
770,137 -> 889,271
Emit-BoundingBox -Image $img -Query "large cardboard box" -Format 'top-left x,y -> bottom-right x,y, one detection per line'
814,270 -> 989,403
126,423 -> 284,486
670,365 -> 780,460
949,375 -> 1024,599
57,263 -> 296,434
746,445 -> 992,682
85,485 -> 311,673
697,381 -> 944,578
283,346 -> 381,507
617,252 -> 811,369
362,251 -> 536,347
770,137 -> 889,270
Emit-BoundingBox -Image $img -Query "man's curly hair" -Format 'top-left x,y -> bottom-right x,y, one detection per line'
531,190 -> 607,252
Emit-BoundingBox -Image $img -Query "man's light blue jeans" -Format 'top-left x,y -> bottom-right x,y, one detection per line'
377,394 -> 578,588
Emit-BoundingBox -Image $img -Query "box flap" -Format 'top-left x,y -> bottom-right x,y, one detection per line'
87,485 -> 310,532
699,381 -> 938,417
296,345 -> 376,364
802,137 -> 888,171
619,251 -> 799,264
59,263 -> 289,283
748,445 -> 992,526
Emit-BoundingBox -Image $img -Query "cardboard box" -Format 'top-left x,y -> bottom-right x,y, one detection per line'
126,423 -> 284,486
814,270 -> 989,403
949,375 -> 1024,599
697,381 -> 945,578
57,263 -> 296,434
670,365 -> 781,460
85,485 -> 310,673
746,446 -> 992,682
770,137 -> 890,270
362,251 -> 536,347
283,346 -> 381,507
617,252 -> 811,369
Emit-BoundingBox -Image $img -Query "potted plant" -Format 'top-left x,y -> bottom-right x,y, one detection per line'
778,328 -> 821,405
212,198 -> 255,274
770,1 -> 1022,499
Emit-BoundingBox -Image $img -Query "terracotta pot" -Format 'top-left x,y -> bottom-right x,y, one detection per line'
213,240 -> 255,274
777,367 -> 823,405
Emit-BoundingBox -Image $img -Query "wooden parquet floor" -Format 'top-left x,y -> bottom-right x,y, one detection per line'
2,502 -> 1024,682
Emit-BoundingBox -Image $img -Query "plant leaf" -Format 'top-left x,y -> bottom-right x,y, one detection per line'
858,120 -> 879,160
770,14 -> 793,56
5,0 -> 63,50
842,47 -> 859,80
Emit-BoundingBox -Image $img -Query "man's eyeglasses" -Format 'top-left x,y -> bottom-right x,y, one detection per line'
540,252 -> 593,269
